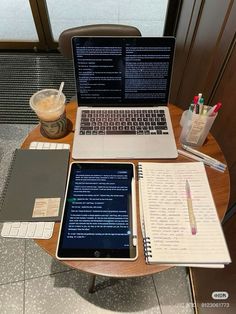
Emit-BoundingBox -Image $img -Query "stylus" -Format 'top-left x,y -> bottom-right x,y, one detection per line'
131,178 -> 137,247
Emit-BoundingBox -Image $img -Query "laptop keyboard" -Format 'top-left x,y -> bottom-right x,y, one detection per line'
79,109 -> 169,135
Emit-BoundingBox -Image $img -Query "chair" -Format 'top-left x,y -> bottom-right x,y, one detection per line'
58,24 -> 142,59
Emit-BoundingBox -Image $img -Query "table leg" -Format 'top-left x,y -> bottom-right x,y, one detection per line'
88,274 -> 96,293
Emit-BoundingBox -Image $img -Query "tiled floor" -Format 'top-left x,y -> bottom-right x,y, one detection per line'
0,125 -> 194,314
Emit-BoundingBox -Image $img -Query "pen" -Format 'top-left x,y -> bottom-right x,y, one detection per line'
195,104 -> 200,114
192,96 -> 198,113
195,93 -> 202,114
131,178 -> 137,246
197,93 -> 202,103
177,149 -> 225,172
189,103 -> 194,112
207,102 -> 222,116
199,97 -> 204,114
202,105 -> 209,115
181,145 -> 226,169
193,95 -> 199,104
212,102 -> 222,115
186,180 -> 197,235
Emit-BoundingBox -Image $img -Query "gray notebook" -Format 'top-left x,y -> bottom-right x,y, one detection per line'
0,149 -> 70,222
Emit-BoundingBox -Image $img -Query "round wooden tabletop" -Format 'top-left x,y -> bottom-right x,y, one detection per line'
21,101 -> 230,278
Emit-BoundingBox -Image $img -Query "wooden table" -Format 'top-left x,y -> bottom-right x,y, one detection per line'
21,101 -> 230,284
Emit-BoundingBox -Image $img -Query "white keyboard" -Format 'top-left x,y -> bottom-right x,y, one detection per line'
29,141 -> 70,150
1,221 -> 55,239
1,141 -> 70,239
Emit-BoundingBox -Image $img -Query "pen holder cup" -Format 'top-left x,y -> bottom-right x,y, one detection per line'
179,110 -> 218,147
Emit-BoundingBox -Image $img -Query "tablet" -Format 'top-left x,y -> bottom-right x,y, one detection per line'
56,162 -> 137,260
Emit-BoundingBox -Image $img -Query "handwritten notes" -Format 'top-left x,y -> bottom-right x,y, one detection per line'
139,162 -> 231,266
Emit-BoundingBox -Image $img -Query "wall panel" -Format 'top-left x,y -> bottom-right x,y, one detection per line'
172,0 -> 236,207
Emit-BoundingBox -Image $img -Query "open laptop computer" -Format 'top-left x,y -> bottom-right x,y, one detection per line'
71,36 -> 178,159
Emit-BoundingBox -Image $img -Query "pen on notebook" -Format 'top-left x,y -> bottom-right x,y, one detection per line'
131,178 -> 137,246
177,149 -> 225,172
181,145 -> 226,169
185,180 -> 197,235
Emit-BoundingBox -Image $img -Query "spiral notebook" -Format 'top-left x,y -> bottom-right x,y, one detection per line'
138,162 -> 231,268
0,149 -> 70,222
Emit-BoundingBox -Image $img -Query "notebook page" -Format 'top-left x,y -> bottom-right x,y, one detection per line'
139,162 -> 231,265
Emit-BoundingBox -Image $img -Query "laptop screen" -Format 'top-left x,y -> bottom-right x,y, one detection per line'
72,37 -> 175,106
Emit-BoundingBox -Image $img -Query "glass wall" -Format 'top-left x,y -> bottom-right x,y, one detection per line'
46,0 -> 169,40
0,0 -> 170,49
0,0 -> 38,41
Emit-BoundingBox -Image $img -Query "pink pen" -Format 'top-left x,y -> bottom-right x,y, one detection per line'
208,102 -> 222,116
193,96 -> 198,104
193,96 -> 198,113
213,102 -> 222,114
186,180 -> 197,235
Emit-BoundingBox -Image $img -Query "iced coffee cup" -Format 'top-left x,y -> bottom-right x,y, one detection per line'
30,89 -> 67,139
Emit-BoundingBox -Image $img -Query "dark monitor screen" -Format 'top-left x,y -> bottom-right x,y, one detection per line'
72,37 -> 175,105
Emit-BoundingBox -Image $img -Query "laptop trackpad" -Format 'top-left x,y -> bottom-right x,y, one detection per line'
77,136 -> 104,158
104,136 -> 147,158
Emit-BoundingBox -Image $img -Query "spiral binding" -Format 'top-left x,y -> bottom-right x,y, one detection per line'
143,237 -> 152,258
137,164 -> 143,180
0,150 -> 17,211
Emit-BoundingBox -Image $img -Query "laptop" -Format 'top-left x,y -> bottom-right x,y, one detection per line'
71,36 -> 178,159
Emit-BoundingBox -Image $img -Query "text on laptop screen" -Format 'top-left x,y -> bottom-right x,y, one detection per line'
72,37 -> 175,105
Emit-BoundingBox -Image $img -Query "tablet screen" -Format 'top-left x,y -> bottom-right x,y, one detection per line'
57,162 -> 137,259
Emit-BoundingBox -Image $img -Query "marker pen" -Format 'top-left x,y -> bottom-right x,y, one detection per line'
208,102 -> 222,116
